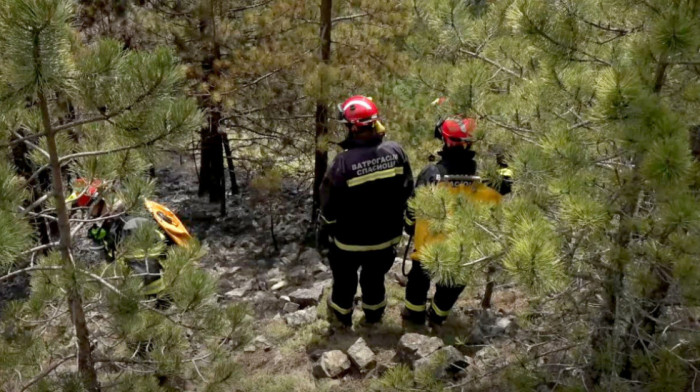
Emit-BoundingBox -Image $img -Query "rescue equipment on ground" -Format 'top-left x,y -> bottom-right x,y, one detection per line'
144,199 -> 193,246
87,198 -> 193,296
66,178 -> 103,207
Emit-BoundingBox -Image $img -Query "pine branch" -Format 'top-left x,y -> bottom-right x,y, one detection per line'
22,194 -> 50,215
20,242 -> 60,255
522,12 -> 612,66
0,266 -> 62,282
78,269 -> 127,298
0,131 -> 46,149
52,71 -> 167,134
20,354 -> 77,392
69,212 -> 126,223
58,132 -> 170,164
459,49 -> 528,80
461,254 -> 499,267
228,0 -> 274,15
12,131 -> 49,159
52,115 -> 109,133
332,13 -> 371,24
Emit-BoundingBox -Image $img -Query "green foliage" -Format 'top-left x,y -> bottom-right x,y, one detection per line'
236,370 -> 317,392
400,0 -> 700,389
0,159 -> 33,269
371,364 -> 414,391
0,0 -> 74,100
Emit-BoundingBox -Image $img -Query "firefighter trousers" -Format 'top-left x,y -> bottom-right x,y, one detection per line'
404,259 -> 465,324
328,244 -> 396,325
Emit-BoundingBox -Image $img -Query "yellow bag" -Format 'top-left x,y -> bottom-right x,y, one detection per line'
412,176 -> 501,260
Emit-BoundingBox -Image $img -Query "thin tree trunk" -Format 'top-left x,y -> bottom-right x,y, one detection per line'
619,61 -> 673,378
589,163 -> 641,385
311,0 -> 332,224
481,265 -> 496,309
39,91 -> 100,391
222,133 -> 239,195
198,110 -> 225,204
269,206 -> 278,252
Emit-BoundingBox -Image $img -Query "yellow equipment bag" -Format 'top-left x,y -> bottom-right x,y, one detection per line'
144,199 -> 193,246
412,175 -> 502,261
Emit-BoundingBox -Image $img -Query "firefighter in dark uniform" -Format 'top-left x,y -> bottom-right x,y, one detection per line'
319,95 -> 414,326
403,116 -> 512,325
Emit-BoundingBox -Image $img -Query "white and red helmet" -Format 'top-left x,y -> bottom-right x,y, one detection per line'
337,95 -> 379,129
67,178 -> 103,207
435,117 -> 476,147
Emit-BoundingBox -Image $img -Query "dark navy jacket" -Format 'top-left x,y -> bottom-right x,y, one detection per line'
320,135 -> 414,251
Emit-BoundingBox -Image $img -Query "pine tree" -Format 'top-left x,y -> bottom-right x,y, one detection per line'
0,1 -> 247,390
401,0 -> 700,389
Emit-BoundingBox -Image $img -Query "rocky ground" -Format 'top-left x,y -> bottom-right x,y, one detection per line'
149,155 -> 528,391
1,154 -> 529,391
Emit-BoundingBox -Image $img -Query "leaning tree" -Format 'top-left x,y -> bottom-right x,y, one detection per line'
0,1 -> 247,391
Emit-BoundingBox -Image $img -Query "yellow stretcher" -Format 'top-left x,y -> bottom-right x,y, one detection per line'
412,175 -> 502,261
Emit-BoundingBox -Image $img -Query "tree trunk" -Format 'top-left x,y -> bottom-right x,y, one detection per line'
198,109 -> 225,204
311,0 -> 332,224
589,166 -> 641,385
481,265 -> 496,309
39,91 -> 100,392
222,133 -> 239,195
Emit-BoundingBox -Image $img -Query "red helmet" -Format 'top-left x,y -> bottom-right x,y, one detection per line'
337,95 -> 379,128
435,117 -> 476,147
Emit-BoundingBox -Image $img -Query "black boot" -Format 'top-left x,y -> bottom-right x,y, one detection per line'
401,307 -> 426,325
427,305 -> 448,326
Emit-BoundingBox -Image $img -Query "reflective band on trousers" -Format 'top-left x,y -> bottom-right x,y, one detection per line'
404,298 -> 426,312
333,236 -> 402,252
347,167 -> 404,187
431,301 -> 450,317
329,299 -> 353,315
321,214 -> 336,224
362,298 -> 387,311
498,168 -> 514,177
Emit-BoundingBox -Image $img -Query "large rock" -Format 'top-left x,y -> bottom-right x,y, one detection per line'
224,280 -> 253,298
413,346 -> 468,378
282,301 -> 300,314
347,337 -> 376,372
398,333 -> 444,363
299,248 -> 322,265
284,307 -> 318,327
281,242 -> 301,259
312,350 -> 352,378
288,265 -> 307,281
289,280 -> 330,307
389,257 -> 411,286
243,335 -> 272,353
490,316 -> 517,336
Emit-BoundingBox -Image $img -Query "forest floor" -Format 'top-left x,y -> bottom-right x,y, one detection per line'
0,153 -> 532,391
150,154 -> 531,391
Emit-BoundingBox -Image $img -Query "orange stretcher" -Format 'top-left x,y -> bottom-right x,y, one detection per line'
144,199 -> 193,246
